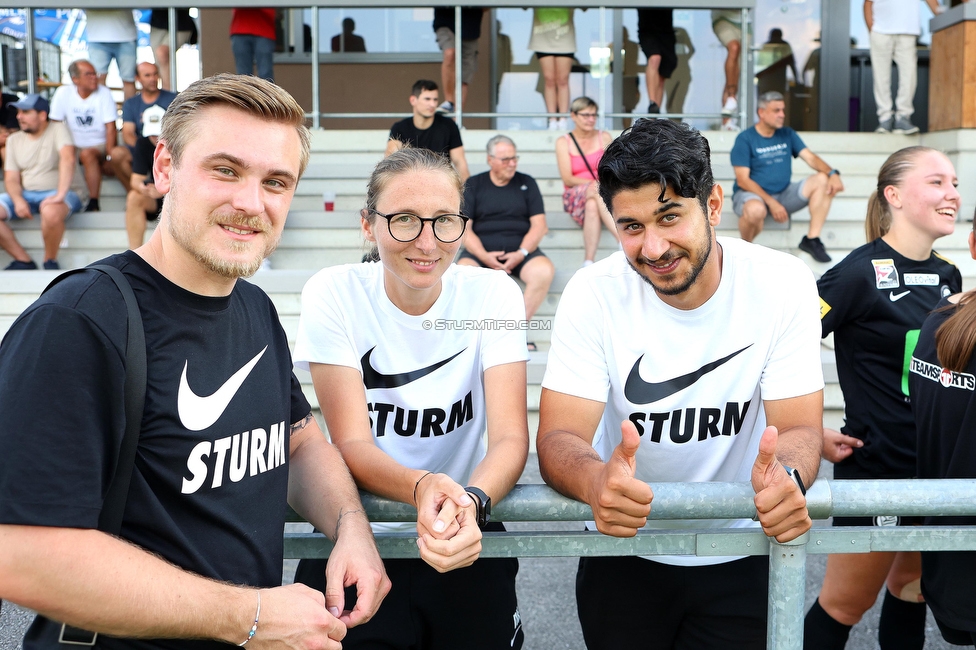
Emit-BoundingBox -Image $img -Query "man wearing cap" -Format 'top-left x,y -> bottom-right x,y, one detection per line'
48,59 -> 118,212
0,94 -> 87,270
110,62 -> 177,195
123,103 -> 165,249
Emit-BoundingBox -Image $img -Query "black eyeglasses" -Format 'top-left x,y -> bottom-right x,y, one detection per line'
368,210 -> 469,243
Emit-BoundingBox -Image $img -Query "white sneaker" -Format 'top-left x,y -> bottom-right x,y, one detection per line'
722,96 -> 738,116
548,118 -> 560,131
436,101 -> 454,114
721,118 -> 740,132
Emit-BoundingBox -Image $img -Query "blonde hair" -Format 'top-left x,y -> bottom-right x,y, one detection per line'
364,147 -> 463,215
865,146 -> 940,242
160,73 -> 311,176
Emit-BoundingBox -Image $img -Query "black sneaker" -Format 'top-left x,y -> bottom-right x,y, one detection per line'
798,236 -> 831,263
4,259 -> 37,270
86,198 -> 100,212
43,259 -> 60,270
647,101 -> 661,115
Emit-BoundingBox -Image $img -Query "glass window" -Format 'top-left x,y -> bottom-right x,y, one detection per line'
305,8 -> 440,54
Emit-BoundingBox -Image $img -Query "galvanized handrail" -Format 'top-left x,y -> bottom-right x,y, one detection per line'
285,479 -> 976,650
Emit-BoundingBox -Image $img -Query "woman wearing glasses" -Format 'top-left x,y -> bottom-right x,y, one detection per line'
293,147 -> 529,649
555,96 -> 618,266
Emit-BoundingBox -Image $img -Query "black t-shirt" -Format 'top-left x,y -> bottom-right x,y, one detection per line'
388,114 -> 462,157
432,7 -> 483,39
463,171 -> 544,252
150,8 -> 197,35
910,298 -> 976,631
637,8 -> 674,36
0,251 -> 311,650
818,238 -> 961,477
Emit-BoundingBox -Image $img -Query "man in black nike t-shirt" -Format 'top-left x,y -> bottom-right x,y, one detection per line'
0,74 -> 390,650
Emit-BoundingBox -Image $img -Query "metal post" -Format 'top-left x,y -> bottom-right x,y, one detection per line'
311,6 -> 320,130
598,7 -> 607,132
611,8 -> 623,131
167,7 -> 178,92
767,532 -> 808,650
489,8 -> 497,129
454,5 -> 462,128
739,6 -> 750,129
25,7 -> 37,94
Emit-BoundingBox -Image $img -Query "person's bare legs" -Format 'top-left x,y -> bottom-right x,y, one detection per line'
0,206 -> 32,262
723,39 -> 741,105
79,147 -> 105,205
817,552 -> 897,626
111,145 -> 133,196
539,56 -> 559,115
97,73 -> 135,99
155,43 -> 173,90
441,48 -> 458,106
738,199 -> 767,242
125,190 -> 155,250
519,255 -> 555,321
39,200 -> 69,263
802,172 -> 832,239
645,54 -> 665,107
582,198 -> 602,263
554,56 -> 572,114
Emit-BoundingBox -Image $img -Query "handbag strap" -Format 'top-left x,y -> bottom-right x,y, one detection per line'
568,132 -> 599,181
43,264 -> 147,535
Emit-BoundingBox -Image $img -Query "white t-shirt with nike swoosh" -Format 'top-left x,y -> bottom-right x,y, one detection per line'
542,238 -> 824,565
294,262 -> 528,533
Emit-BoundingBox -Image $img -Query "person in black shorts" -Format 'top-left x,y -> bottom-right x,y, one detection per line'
457,134 -> 555,330
386,79 -> 470,182
805,146 -> 963,650
637,9 -> 677,114
910,217 -> 976,647
123,104 -> 164,249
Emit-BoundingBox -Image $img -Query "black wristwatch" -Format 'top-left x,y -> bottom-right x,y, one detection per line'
782,465 -> 807,496
464,486 -> 491,529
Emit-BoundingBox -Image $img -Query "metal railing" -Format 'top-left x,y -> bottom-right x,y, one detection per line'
286,478 -> 976,650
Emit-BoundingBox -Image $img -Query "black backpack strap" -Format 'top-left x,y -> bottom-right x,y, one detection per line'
43,264 -> 146,534
42,264 -> 146,647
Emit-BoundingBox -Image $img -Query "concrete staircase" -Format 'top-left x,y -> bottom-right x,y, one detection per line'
3,128 -> 975,442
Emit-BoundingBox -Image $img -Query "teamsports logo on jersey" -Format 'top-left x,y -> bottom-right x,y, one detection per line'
904,273 -> 939,286
909,356 -> 976,391
872,259 -> 899,289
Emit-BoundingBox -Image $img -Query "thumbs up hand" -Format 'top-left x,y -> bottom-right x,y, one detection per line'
587,420 -> 654,537
751,426 -> 812,542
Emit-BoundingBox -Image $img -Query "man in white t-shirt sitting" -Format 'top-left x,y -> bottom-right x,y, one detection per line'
865,0 -> 942,134
536,118 -> 825,649
49,59 -> 118,212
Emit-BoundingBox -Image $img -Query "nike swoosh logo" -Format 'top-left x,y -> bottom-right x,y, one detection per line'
889,290 -> 911,302
178,347 -> 268,431
361,346 -> 465,390
624,345 -> 752,404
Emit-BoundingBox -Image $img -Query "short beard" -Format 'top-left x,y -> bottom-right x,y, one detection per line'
166,198 -> 280,279
629,223 -> 713,296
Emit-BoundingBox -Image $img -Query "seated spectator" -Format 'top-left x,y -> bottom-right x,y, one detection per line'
0,94 -> 87,270
556,96 -> 618,266
49,59 -> 119,212
385,79 -> 470,183
84,9 -> 138,99
110,62 -> 177,195
457,135 -> 555,347
731,90 -> 843,262
123,104 -> 164,250
331,18 -> 366,52
1,82 -> 20,168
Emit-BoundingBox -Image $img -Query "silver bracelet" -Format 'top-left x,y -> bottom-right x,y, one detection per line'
238,590 -> 261,647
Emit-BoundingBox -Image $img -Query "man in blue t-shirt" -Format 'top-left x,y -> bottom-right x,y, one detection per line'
110,62 -> 177,193
730,91 -> 843,262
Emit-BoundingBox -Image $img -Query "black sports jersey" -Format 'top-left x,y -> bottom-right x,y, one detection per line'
463,171 -> 545,251
910,299 -> 976,632
388,114 -> 462,157
0,251 -> 311,650
819,238 -> 961,477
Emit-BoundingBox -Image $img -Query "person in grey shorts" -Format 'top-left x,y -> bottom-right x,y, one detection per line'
730,91 -> 843,263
